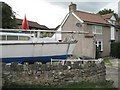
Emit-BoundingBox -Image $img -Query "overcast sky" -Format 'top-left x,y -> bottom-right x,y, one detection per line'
1,0 -> 120,28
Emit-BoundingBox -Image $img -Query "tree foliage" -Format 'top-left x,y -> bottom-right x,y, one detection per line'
111,42 -> 120,58
0,2 -> 17,29
97,8 -> 114,15
97,8 -> 120,27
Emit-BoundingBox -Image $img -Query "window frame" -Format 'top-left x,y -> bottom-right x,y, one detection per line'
0,35 -> 6,40
92,25 -> 102,34
18,36 -> 30,41
7,35 -> 18,40
96,40 -> 103,51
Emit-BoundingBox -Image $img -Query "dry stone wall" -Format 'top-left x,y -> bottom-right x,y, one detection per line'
2,60 -> 106,86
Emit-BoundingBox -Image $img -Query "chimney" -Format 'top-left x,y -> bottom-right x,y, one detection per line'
69,2 -> 77,12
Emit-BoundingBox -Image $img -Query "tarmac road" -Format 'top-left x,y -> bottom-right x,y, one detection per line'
105,59 -> 119,88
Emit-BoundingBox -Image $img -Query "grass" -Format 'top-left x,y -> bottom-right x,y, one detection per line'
2,82 -> 115,89
58,82 -> 114,88
103,57 -> 113,66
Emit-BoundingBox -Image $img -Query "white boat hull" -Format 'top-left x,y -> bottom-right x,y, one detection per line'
0,42 -> 76,63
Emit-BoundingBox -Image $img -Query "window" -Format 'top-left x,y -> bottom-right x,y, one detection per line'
76,23 -> 82,27
0,35 -> 1,40
92,25 -> 102,34
0,35 -> 6,40
0,35 -> 30,41
96,41 -> 103,51
7,35 -> 18,40
19,36 -> 30,40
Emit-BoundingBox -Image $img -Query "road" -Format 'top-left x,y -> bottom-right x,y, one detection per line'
105,59 -> 119,88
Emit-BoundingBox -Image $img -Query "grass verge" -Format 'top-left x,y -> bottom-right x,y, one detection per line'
103,57 -> 112,66
2,82 -> 115,89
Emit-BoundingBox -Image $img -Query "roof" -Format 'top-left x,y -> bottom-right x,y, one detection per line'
115,22 -> 120,30
101,13 -> 113,19
74,10 -> 110,25
16,19 -> 49,30
49,25 -> 60,30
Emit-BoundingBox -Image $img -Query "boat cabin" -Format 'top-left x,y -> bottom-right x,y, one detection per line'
0,32 -> 33,41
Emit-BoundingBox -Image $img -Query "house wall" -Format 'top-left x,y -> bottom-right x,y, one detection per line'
87,24 -> 111,57
101,26 -> 111,56
116,29 -> 120,42
62,14 -> 95,58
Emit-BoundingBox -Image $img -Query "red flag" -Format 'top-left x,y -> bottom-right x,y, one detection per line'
21,15 -> 29,30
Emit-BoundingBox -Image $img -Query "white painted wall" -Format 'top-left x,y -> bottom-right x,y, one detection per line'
52,27 -> 62,41
109,15 -> 116,41
111,26 -> 115,40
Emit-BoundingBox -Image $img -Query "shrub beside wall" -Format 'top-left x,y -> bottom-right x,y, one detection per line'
111,42 -> 120,58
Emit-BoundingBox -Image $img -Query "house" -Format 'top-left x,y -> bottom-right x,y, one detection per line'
16,18 -> 53,37
101,13 -> 120,42
57,3 -> 112,58
16,18 -> 49,30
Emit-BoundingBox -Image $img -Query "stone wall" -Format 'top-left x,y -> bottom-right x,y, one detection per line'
2,60 -> 106,86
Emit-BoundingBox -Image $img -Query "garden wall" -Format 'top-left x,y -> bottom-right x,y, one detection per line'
2,59 -> 106,86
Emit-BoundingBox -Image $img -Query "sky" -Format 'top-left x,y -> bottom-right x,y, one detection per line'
1,0 -> 120,28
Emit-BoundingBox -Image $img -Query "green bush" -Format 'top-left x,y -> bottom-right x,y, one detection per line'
111,42 -> 120,58
2,82 -> 114,88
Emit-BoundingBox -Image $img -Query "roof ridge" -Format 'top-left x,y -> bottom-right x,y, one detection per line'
75,10 -> 98,16
17,18 -> 38,24
101,13 -> 114,16
75,10 -> 106,19
74,10 -> 110,25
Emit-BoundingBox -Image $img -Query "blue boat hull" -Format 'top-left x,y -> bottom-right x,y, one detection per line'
0,55 -> 71,63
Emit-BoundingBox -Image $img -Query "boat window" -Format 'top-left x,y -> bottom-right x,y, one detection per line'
19,36 -> 30,40
7,35 -> 18,40
0,35 -> 1,40
0,35 -> 6,40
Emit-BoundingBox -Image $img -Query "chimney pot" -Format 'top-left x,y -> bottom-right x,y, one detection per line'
69,2 -> 76,12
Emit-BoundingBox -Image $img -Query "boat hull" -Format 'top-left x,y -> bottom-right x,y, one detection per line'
0,42 -> 76,63
1,55 -> 71,63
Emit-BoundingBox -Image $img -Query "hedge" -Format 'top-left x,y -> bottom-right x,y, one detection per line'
110,42 -> 120,58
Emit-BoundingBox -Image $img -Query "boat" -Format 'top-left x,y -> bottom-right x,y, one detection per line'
0,29 -> 77,63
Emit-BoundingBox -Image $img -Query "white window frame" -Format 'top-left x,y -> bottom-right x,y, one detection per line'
96,40 -> 103,51
0,35 -> 7,40
111,26 -> 115,40
92,25 -> 102,34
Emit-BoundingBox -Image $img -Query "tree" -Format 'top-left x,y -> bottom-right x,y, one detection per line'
97,8 -> 114,15
0,2 -> 17,29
